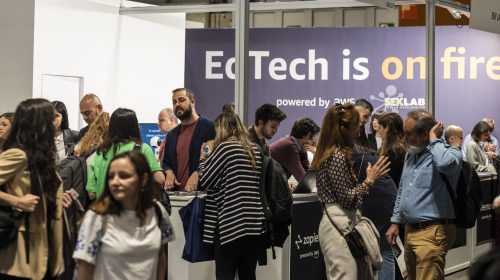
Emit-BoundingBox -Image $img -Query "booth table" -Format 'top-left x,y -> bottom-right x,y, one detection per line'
167,174 -> 498,279
167,193 -> 324,280
444,172 -> 497,274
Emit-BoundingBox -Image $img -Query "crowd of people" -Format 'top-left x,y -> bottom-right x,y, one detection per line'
0,89 -> 499,280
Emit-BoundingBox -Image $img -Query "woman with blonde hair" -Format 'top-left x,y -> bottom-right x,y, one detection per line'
312,103 -> 389,280
199,103 -> 265,280
74,112 -> 110,158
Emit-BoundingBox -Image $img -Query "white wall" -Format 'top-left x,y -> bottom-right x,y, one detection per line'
33,0 -> 185,127
114,12 -> 186,123
0,0 -> 35,113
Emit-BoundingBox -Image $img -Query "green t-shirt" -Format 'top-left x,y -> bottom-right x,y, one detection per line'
86,142 -> 162,198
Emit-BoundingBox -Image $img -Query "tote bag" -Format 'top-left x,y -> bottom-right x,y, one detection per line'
178,195 -> 214,262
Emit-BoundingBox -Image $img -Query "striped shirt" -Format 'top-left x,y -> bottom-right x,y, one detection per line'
199,139 -> 265,245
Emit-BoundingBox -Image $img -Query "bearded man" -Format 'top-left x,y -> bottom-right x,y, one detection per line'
162,88 -> 215,192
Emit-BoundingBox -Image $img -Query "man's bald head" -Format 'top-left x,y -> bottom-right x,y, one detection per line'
80,93 -> 103,125
444,125 -> 463,148
158,108 -> 178,133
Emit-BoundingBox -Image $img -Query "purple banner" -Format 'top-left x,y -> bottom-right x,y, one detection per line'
185,27 -> 500,141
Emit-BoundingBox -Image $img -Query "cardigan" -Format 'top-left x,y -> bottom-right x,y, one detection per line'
199,139 -> 265,245
465,140 -> 496,173
161,115 -> 215,187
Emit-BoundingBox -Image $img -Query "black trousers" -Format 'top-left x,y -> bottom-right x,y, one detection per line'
214,236 -> 260,280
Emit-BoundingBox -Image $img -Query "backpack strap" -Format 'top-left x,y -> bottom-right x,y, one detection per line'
133,142 -> 142,152
439,171 -> 459,223
24,213 -> 30,264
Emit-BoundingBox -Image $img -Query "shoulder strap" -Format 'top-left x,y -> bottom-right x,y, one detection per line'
439,171 -> 458,221
102,214 -> 108,236
133,142 -> 142,152
153,200 -> 168,228
259,156 -> 272,220
323,204 -> 347,237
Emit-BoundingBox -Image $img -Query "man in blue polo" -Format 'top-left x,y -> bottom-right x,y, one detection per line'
385,109 -> 462,280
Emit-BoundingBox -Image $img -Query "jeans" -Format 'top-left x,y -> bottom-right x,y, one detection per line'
377,225 -> 395,280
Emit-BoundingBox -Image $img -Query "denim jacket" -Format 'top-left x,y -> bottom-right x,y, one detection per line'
390,139 -> 462,224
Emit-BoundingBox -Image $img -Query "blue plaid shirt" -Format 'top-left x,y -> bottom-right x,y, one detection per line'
391,139 -> 462,224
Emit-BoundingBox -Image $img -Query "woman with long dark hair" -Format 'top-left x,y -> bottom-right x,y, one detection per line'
0,98 -> 64,279
199,103 -> 264,280
86,108 -> 164,200
52,101 -> 79,163
378,112 -> 406,187
0,112 -> 14,152
312,103 -> 389,280
466,121 -> 496,173
367,111 -> 385,151
74,151 -> 173,279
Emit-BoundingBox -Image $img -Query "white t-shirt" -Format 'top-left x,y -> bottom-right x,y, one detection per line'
73,207 -> 173,280
55,133 -> 65,164
375,136 -> 383,150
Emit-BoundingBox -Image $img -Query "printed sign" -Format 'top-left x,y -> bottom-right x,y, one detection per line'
185,27 -> 500,142
476,175 -> 497,244
471,0 -> 500,35
290,201 -> 326,280
139,123 -> 165,160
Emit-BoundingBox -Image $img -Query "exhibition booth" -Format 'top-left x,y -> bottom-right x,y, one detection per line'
167,171 -> 498,280
1,0 -> 499,279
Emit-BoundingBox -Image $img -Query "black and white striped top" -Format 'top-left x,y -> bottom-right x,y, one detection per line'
199,139 -> 265,245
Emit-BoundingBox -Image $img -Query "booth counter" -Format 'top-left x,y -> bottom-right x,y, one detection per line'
167,174 -> 498,279
167,193 -> 324,280
444,172 -> 496,274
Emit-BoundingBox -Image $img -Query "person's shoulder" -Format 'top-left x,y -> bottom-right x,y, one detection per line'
199,115 -> 214,125
270,135 -> 292,148
1,147 -> 27,158
65,129 -> 80,142
465,139 -> 478,149
168,125 -> 180,136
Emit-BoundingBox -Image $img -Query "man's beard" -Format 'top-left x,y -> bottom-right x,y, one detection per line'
406,145 -> 425,155
175,105 -> 192,121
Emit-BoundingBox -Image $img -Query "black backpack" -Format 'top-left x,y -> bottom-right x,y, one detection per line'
57,155 -> 89,208
56,154 -> 89,280
441,160 -> 482,229
258,154 -> 293,258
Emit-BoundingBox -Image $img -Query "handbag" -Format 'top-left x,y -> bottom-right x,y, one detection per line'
0,206 -> 21,249
160,189 -> 172,216
323,205 -> 366,259
178,193 -> 214,262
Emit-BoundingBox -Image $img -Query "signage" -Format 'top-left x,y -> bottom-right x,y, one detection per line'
290,201 -> 326,280
185,27 -> 500,142
471,0 -> 500,35
476,175 -> 497,245
139,123 -> 164,160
